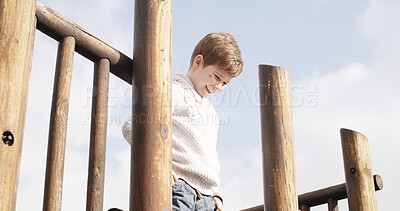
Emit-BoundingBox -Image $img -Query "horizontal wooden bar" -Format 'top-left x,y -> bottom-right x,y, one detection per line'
239,174 -> 383,211
35,1 -> 132,84
240,205 -> 263,211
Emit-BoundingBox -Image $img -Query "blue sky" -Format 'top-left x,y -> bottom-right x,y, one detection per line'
17,0 -> 399,210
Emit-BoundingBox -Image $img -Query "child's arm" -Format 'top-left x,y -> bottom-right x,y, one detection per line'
122,115 -> 132,145
123,116 -> 177,185
123,83 -> 179,184
123,83 -> 178,145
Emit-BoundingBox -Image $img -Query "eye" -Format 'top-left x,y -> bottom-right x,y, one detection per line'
214,74 -> 220,81
222,82 -> 227,86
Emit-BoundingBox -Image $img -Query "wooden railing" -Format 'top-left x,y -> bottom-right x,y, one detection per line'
240,174 -> 383,211
0,1 -> 381,211
35,1 -> 132,84
239,65 -> 382,211
1,0 -> 172,210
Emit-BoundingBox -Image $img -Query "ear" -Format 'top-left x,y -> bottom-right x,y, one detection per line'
192,55 -> 203,69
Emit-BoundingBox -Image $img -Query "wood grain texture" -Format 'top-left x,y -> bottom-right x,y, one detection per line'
86,59 -> 110,211
327,198 -> 338,211
0,0 -> 37,210
300,204 -> 310,211
341,128 -> 377,211
258,65 -> 298,211
130,0 -> 172,210
240,174 -> 383,210
43,36 -> 75,211
35,1 -> 132,84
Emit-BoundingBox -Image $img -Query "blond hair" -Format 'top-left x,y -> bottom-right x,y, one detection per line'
190,32 -> 243,77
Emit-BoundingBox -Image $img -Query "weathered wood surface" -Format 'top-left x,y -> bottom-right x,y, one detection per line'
341,128 -> 377,211
35,1 -> 132,84
240,174 -> 383,211
327,198 -> 338,211
86,59 -> 110,211
258,65 -> 298,211
0,0 -> 37,210
130,0 -> 172,210
43,36 -> 75,211
300,204 -> 310,211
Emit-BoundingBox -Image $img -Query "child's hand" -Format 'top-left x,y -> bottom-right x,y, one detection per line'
213,196 -> 223,211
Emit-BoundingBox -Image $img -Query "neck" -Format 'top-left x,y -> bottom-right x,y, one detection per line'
186,67 -> 195,84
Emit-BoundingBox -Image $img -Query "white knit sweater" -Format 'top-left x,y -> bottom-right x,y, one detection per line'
122,73 -> 221,195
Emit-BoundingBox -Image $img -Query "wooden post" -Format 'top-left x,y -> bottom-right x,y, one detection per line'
258,65 -> 298,211
0,0 -> 37,210
327,198 -> 338,211
300,205 -> 310,211
86,59 -> 110,211
43,36 -> 75,211
340,128 -> 377,211
130,0 -> 172,210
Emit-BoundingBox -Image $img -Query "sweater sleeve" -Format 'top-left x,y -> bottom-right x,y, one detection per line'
211,186 -> 219,194
171,83 -> 179,114
122,84 -> 179,146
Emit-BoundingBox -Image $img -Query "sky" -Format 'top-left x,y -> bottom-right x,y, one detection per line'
16,0 -> 399,210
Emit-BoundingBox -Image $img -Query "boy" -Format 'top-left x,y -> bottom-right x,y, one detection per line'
122,32 -> 243,211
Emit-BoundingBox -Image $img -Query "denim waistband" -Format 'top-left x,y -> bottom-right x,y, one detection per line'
176,178 -> 211,198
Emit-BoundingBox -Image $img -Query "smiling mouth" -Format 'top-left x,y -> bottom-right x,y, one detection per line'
206,85 -> 211,94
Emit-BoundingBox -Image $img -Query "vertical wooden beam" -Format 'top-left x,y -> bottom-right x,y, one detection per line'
0,0 -> 37,210
300,204 -> 310,211
327,198 -> 338,211
340,128 -> 377,211
130,0 -> 172,210
86,59 -> 110,211
258,65 -> 298,211
43,36 -> 75,211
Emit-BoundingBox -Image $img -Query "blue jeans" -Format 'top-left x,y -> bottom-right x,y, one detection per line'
172,179 -> 216,211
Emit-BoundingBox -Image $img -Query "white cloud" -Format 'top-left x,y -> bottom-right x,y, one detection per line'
220,1 -> 400,210
360,0 -> 400,54
291,2 -> 400,210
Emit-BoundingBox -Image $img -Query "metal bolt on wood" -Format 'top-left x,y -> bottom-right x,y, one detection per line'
2,132 -> 14,146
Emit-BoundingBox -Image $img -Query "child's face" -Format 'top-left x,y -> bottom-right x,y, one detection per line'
189,64 -> 233,98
